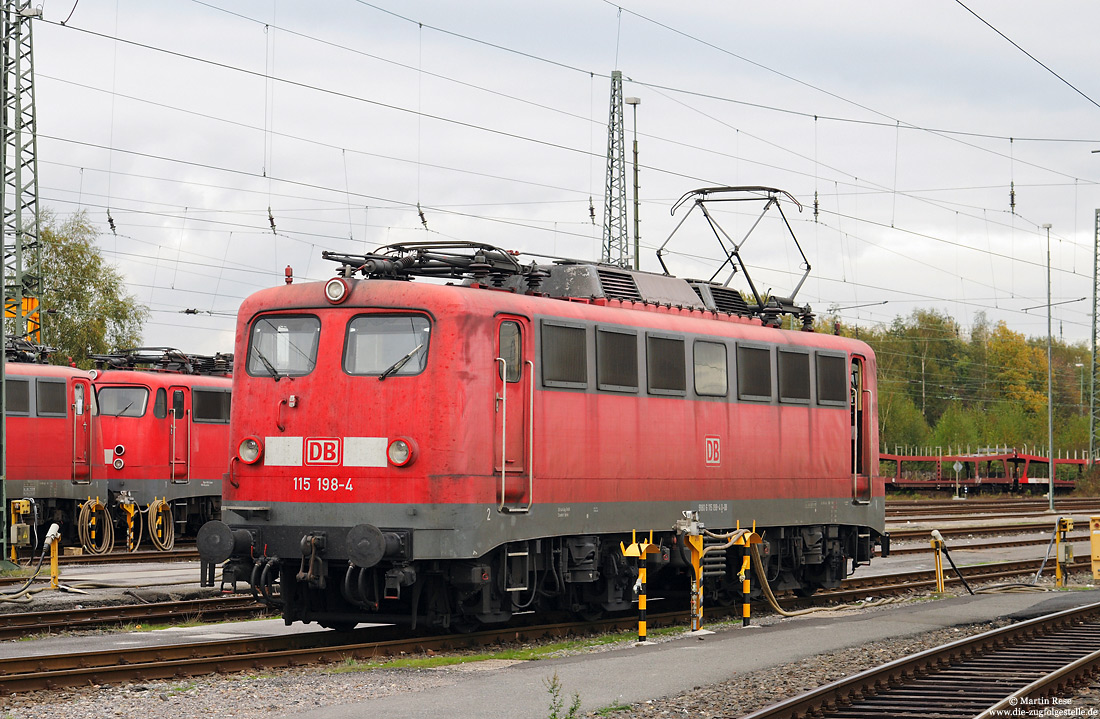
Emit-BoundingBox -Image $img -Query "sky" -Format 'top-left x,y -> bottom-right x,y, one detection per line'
23,0 -> 1100,356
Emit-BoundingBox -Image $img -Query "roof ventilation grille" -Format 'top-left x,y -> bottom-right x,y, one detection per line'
708,286 -> 751,316
596,269 -> 643,302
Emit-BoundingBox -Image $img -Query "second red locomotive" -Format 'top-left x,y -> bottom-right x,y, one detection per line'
5,345 -> 232,553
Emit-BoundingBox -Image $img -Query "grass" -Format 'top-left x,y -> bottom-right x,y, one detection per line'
0,566 -> 34,579
327,624 -> 684,674
594,702 -> 633,715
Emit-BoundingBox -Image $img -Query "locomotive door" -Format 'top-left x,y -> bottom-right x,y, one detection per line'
851,356 -> 872,504
169,386 -> 190,483
495,318 -> 533,513
71,378 -> 92,483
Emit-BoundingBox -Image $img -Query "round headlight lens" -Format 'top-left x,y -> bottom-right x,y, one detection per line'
325,277 -> 349,304
387,439 -> 412,467
239,436 -> 262,464
112,457 -> 125,470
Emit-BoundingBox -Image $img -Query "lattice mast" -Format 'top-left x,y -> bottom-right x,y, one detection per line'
601,70 -> 630,268
0,0 -> 41,567
1092,209 -> 1100,464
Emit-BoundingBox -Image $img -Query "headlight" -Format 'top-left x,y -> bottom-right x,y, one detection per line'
112,457 -> 125,470
387,438 -> 416,467
239,436 -> 263,464
325,277 -> 350,304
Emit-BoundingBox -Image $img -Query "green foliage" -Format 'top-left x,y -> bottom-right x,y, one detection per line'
929,404 -> 980,449
38,210 -> 148,367
878,381 -> 930,449
833,308 -> 1091,453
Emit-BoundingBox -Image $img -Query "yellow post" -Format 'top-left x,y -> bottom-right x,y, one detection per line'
43,523 -> 61,590
931,535 -> 945,593
49,537 -> 59,590
687,534 -> 704,632
1090,516 -> 1100,581
1056,517 -> 1074,588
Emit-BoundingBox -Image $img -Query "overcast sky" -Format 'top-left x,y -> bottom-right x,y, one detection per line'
27,0 -> 1100,355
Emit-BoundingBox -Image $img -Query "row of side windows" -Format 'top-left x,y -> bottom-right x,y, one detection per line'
4,378 -> 67,417
540,321 -> 849,405
4,379 -> 231,423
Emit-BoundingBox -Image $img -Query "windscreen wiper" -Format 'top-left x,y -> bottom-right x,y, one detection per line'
378,344 -> 423,381
252,346 -> 283,382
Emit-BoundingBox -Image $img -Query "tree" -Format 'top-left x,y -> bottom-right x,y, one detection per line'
986,321 -> 1045,415
38,210 -> 148,367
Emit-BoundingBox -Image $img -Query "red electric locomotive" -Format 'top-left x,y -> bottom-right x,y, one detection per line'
87,348 -> 233,551
199,188 -> 889,631
4,345 -> 232,554
4,348 -> 100,553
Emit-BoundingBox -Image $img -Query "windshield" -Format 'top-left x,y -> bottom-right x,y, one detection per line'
247,315 -> 321,378
344,315 -> 431,376
96,386 -> 149,417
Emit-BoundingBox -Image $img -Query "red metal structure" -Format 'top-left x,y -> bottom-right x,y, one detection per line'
199,231 -> 888,631
880,448 -> 1085,491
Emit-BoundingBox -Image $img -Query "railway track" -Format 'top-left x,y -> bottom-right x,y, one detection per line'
7,546 -> 197,567
885,497 -> 1100,518
886,522 -> 1063,541
0,612 -> 665,693
885,531 -> 1085,557
742,600 -> 1100,719
0,548 -> 199,588
0,553 -> 1087,693
0,595 -> 271,640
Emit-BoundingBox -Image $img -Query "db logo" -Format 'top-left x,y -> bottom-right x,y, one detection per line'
305,437 -> 341,465
704,436 -> 721,466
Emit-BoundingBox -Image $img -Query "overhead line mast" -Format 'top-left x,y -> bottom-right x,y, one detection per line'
1092,209 -> 1099,465
601,70 -> 629,268
1,0 -> 42,567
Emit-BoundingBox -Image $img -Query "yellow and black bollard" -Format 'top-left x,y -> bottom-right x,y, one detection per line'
737,541 -> 751,627
120,496 -> 139,552
621,530 -> 660,643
